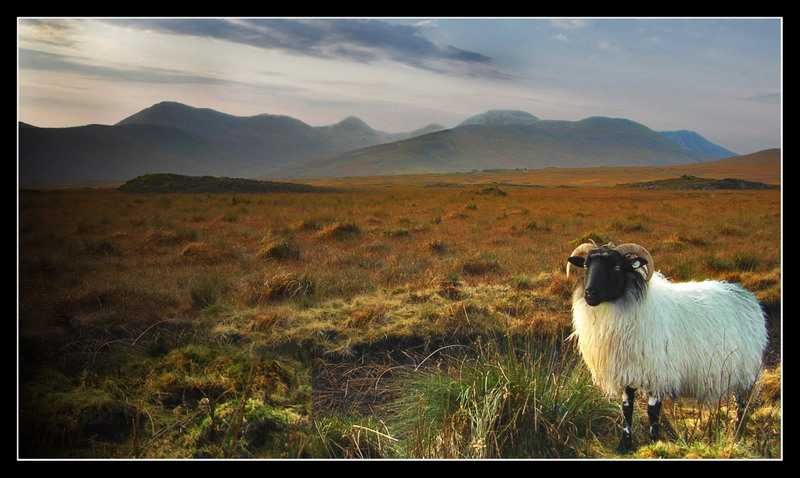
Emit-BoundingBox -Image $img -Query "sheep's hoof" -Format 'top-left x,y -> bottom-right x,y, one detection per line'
650,423 -> 661,441
615,432 -> 634,454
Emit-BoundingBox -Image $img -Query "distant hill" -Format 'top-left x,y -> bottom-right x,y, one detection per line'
272,116 -> 726,178
19,102 -> 743,185
658,130 -> 737,159
18,122 -> 241,185
116,173 -> 338,194
708,147 -> 778,168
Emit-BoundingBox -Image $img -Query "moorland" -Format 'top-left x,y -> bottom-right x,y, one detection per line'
18,155 -> 781,459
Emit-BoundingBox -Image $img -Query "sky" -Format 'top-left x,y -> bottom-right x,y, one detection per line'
17,17 -> 782,155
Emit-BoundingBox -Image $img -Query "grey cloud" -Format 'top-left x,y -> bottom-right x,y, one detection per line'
18,48 -> 231,85
743,92 -> 780,104
19,18 -> 83,47
100,18 -> 498,76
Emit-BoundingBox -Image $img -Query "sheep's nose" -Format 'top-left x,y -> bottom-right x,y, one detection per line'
584,288 -> 600,305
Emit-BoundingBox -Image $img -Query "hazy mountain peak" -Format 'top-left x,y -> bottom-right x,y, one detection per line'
331,116 -> 373,130
458,110 -> 540,127
116,101 -> 239,135
119,101 -> 221,121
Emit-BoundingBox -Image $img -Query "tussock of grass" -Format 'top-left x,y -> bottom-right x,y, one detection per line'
437,274 -> 464,300
190,274 -> 231,308
180,242 -> 233,264
382,227 -> 411,238
293,218 -> 323,232
261,271 -> 315,302
650,235 -> 690,253
457,253 -> 502,276
316,221 -> 361,240
19,368 -> 136,456
257,231 -> 301,261
387,336 -> 617,458
427,239 -> 448,254
146,227 -> 197,245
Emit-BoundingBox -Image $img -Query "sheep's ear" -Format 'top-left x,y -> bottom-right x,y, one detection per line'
629,257 -> 648,269
568,256 -> 586,268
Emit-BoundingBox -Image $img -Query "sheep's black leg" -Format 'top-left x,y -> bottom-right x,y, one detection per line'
734,390 -> 751,439
647,394 -> 662,442
616,386 -> 636,453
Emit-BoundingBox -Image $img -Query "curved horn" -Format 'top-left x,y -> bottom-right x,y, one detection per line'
566,242 -> 598,278
614,243 -> 654,281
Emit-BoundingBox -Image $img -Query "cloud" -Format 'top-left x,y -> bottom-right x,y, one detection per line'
596,40 -> 625,52
550,19 -> 588,29
99,18 -> 500,77
743,92 -> 780,104
18,48 -> 233,86
18,18 -> 84,47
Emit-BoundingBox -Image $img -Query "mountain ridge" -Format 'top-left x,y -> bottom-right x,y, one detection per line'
658,130 -> 737,158
19,102 -> 748,184
271,116 -> 722,178
114,101 -> 443,172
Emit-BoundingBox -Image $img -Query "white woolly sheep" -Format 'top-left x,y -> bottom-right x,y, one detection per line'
566,241 -> 767,452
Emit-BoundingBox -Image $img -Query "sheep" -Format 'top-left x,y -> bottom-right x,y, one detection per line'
565,241 -> 768,452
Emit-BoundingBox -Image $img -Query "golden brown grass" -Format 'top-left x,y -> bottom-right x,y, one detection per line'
18,179 -> 781,458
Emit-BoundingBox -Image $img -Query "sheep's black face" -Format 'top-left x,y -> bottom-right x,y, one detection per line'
568,248 -> 648,306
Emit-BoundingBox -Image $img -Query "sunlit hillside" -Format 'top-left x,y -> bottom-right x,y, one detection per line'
302,148 -> 780,189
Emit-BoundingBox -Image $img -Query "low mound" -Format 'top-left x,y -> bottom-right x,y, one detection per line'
117,173 -> 339,193
618,175 -> 778,190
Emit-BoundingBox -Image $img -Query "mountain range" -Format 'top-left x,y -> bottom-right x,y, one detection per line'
18,101 -> 740,185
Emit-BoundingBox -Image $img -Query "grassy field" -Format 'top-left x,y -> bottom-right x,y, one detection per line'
18,173 -> 781,459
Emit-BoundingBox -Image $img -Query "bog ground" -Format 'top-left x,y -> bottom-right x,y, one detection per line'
18,171 -> 781,458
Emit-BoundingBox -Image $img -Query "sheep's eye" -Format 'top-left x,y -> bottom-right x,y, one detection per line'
614,265 -> 621,271
631,260 -> 641,269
